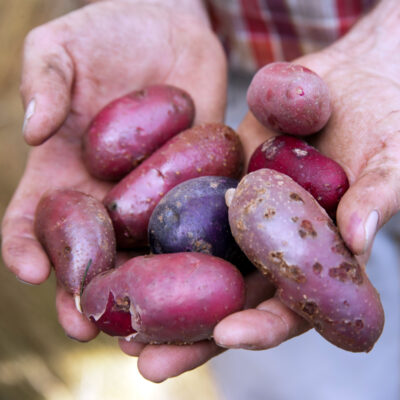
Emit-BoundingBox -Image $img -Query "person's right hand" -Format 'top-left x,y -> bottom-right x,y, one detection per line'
1,0 -> 227,343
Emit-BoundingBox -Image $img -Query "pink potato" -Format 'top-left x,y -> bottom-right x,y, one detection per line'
80,253 -> 246,343
104,123 -> 244,248
227,169 -> 384,352
248,135 -> 349,218
247,62 -> 332,135
35,189 -> 116,296
83,85 -> 195,181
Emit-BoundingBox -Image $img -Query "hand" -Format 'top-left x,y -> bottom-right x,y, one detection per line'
1,0 -> 226,346
208,0 -> 400,356
119,0 -> 400,380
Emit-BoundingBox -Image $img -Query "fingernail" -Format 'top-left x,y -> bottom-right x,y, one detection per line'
216,341 -> 258,350
215,341 -> 230,349
364,210 -> 379,253
22,98 -> 36,133
16,276 -> 35,286
66,334 -> 85,343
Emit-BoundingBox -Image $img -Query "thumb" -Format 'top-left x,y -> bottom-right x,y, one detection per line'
20,25 -> 73,145
337,160 -> 400,255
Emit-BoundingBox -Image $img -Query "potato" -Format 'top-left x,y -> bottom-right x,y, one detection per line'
104,123 -> 244,248
83,85 -> 195,181
227,169 -> 384,352
247,62 -> 332,135
248,135 -> 349,218
80,253 -> 246,343
34,189 -> 116,297
148,176 -> 254,275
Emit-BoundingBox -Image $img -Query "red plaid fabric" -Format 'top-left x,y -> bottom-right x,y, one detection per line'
206,0 -> 379,72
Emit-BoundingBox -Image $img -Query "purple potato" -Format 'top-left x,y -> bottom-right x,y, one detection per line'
148,176 -> 254,274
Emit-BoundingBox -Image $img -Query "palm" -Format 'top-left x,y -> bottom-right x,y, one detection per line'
294,49 -> 400,254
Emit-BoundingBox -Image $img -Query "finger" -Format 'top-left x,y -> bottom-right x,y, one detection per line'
337,153 -> 400,255
136,340 -> 223,383
118,338 -> 146,357
213,297 -> 309,350
167,21 -> 227,124
1,178 -> 51,284
243,270 -> 276,309
237,112 -> 278,169
21,24 -> 73,145
56,284 -> 99,342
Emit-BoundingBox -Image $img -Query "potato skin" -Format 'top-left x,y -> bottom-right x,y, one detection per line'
247,62 -> 332,135
34,190 -> 116,295
248,135 -> 349,218
83,85 -> 195,181
104,123 -> 244,248
148,176 -> 254,275
80,253 -> 246,343
227,169 -> 384,352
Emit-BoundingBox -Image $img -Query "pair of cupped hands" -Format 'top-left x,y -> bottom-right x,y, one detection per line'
2,0 -> 400,382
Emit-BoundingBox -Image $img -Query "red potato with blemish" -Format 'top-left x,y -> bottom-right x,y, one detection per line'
83,85 -> 195,181
80,253 -> 246,343
247,62 -> 332,136
104,123 -> 244,248
35,189 -> 116,299
248,135 -> 349,218
226,169 -> 384,352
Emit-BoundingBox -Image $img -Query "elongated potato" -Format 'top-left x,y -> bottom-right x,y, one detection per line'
80,253 -> 246,343
227,169 -> 384,352
35,190 -> 116,296
83,85 -> 195,181
104,123 -> 244,248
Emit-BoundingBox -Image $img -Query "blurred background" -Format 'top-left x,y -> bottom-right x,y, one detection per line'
0,1 -> 221,399
1,1 -> 399,399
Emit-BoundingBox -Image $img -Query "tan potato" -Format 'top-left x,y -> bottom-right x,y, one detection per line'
227,169 -> 384,352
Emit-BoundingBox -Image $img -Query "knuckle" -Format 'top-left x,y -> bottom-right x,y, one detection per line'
24,25 -> 46,48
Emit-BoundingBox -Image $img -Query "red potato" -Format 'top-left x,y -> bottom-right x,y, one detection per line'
35,189 -> 116,297
80,253 -> 246,343
227,169 -> 384,352
248,135 -> 349,218
83,85 -> 195,181
104,123 -> 244,248
247,62 -> 332,136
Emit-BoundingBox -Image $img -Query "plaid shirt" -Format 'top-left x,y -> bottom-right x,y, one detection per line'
206,0 -> 379,72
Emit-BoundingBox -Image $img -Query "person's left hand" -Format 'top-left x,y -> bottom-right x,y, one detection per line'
205,23 -> 400,353
121,13 -> 400,380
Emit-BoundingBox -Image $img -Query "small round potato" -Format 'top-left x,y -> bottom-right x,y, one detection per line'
247,62 -> 332,135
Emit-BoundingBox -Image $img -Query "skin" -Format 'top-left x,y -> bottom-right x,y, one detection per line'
2,0 -> 400,383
